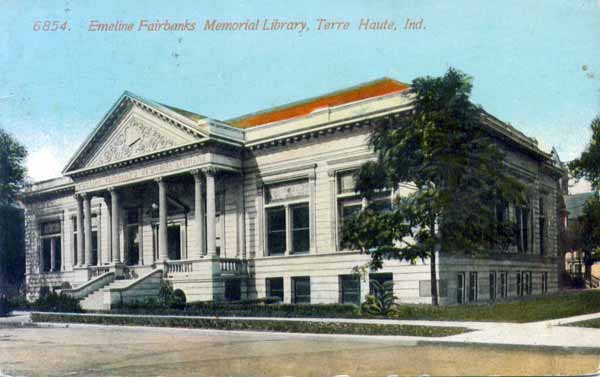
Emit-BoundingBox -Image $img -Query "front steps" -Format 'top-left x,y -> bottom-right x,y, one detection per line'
78,270 -> 163,311
80,279 -> 134,311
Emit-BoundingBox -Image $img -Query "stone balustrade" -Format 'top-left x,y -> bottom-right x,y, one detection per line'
219,258 -> 247,274
165,260 -> 194,274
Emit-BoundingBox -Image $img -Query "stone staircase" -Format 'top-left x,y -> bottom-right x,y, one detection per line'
78,269 -> 163,311
80,279 -> 135,311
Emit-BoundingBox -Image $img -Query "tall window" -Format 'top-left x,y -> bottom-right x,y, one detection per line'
292,276 -> 311,304
499,271 -> 508,299
266,277 -> 284,302
291,204 -> 310,253
264,179 -> 310,255
489,272 -> 497,301
516,272 -> 523,296
266,207 -> 286,255
457,273 -> 465,304
541,271 -> 548,294
40,220 -> 61,272
468,272 -> 478,302
340,274 -> 361,305
336,170 -> 391,250
539,197 -> 546,256
523,271 -> 532,295
514,205 -> 530,253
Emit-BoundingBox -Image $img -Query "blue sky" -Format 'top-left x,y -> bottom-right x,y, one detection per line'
1,1 -> 599,190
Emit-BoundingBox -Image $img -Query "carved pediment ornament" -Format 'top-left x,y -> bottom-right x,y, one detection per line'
90,118 -> 177,168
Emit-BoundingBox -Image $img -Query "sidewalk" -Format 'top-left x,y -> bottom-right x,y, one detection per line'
11,310 -> 600,349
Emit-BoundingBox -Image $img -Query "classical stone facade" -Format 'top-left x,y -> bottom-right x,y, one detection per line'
21,78 -> 566,308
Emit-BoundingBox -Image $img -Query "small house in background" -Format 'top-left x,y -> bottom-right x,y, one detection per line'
563,191 -> 599,287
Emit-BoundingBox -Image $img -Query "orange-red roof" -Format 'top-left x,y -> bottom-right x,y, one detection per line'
227,77 -> 410,129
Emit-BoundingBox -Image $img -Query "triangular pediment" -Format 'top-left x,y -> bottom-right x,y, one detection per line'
85,109 -> 198,169
64,92 -> 209,174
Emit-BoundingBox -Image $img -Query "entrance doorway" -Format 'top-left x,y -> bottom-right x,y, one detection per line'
167,225 -> 182,260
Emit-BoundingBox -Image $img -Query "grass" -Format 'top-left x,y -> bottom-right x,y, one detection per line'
566,318 -> 600,329
391,290 -> 600,323
31,312 -> 468,337
107,290 -> 600,323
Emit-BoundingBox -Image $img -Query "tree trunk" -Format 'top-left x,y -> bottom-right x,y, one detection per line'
430,248 -> 439,306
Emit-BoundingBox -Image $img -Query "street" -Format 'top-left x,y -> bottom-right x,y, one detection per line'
0,323 -> 599,377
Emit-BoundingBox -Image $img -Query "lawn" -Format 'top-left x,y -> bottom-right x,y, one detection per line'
97,290 -> 600,323
566,318 -> 600,329
393,290 -> 600,322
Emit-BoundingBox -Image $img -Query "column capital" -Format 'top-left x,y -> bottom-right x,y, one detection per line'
201,166 -> 218,176
191,169 -> 203,181
155,177 -> 166,185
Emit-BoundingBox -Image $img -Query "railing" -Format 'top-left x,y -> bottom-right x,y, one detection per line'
90,266 -> 111,278
165,260 -> 194,274
60,271 -> 115,300
220,258 -> 247,274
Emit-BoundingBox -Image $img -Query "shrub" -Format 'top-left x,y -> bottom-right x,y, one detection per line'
111,301 -> 361,318
172,289 -> 186,310
361,280 -> 400,316
31,312 -> 468,337
0,296 -> 10,317
32,291 -> 82,313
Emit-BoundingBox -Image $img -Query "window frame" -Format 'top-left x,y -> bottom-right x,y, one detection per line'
457,272 -> 466,304
39,220 -> 62,273
339,274 -> 361,305
539,196 -> 546,256
468,272 -> 478,302
292,276 -> 311,304
334,169 -> 393,251
263,179 -> 311,256
266,277 -> 284,302
499,271 -> 508,299
489,272 -> 497,301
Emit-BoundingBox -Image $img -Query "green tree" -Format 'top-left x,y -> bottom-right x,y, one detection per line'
0,128 -> 27,295
342,68 -> 524,305
569,116 -> 600,189
0,128 -> 27,206
568,116 -> 600,286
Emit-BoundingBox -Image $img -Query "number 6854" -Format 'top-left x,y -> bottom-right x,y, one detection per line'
33,21 -> 69,32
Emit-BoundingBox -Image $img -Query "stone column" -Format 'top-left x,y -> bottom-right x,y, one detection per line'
76,195 -> 84,266
60,213 -> 66,271
104,196 -> 112,263
83,194 -> 92,267
204,168 -> 217,257
50,237 -> 56,272
192,170 -> 205,259
110,188 -> 121,263
157,178 -> 168,261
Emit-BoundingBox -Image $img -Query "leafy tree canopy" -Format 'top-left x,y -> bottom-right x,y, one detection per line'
569,116 -> 600,190
342,68 -> 524,274
0,128 -> 27,206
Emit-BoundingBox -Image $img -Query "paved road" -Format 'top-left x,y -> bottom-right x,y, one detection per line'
1,322 -> 599,377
